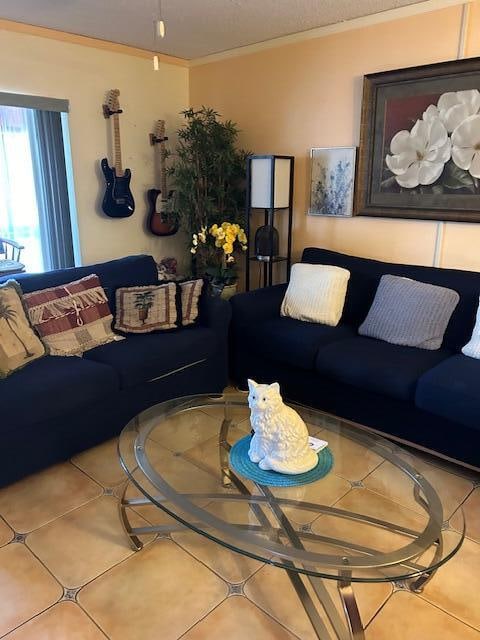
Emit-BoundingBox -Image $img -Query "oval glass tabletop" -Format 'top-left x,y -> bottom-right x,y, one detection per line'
117,392 -> 465,584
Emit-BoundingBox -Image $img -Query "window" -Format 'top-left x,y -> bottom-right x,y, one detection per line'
0,93 -> 77,272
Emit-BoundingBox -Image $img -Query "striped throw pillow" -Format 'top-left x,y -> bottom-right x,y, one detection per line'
180,279 -> 203,326
281,263 -> 350,326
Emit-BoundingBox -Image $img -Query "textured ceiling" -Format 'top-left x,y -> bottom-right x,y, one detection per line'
0,0 -> 433,60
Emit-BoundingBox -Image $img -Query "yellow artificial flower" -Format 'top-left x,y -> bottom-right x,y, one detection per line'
198,226 -> 207,243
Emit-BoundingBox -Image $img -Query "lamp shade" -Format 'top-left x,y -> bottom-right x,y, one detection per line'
249,155 -> 293,209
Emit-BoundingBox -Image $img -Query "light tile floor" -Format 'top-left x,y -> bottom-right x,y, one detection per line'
0,408 -> 478,640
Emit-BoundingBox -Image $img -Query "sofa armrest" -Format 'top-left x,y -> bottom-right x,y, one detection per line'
230,284 -> 287,326
199,294 -> 232,335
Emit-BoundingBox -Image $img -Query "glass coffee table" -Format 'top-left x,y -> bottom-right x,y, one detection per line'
117,392 -> 465,640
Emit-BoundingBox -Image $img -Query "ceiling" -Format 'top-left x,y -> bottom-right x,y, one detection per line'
0,0 -> 434,60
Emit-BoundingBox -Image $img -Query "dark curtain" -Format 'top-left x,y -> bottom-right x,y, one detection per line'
29,110 -> 74,270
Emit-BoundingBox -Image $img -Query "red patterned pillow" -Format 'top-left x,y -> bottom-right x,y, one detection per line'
23,274 -> 121,356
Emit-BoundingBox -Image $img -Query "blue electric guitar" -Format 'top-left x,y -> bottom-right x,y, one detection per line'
101,89 -> 135,218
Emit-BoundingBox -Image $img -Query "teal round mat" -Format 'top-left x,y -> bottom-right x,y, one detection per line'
229,435 -> 333,487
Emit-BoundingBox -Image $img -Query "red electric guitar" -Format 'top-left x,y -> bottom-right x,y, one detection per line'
147,120 -> 178,236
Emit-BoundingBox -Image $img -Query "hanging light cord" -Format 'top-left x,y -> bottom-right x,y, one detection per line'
153,0 -> 165,70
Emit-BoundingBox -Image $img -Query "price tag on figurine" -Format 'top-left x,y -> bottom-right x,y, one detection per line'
308,436 -> 329,453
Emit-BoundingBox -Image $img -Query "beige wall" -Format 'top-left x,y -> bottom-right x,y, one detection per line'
190,3 -> 480,271
0,27 -> 189,268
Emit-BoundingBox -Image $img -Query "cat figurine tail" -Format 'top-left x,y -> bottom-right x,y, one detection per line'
247,379 -> 318,475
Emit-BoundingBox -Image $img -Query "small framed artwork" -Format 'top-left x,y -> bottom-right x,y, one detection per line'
309,146 -> 356,217
355,56 -> 480,222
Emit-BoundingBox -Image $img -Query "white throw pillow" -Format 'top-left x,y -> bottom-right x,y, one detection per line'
281,263 -> 350,326
462,296 -> 480,359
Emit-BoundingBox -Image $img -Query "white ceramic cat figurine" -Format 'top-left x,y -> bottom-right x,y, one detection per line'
247,379 -> 318,474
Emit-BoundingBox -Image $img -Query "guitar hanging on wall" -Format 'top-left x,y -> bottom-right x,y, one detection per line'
147,119 -> 178,236
101,89 -> 135,218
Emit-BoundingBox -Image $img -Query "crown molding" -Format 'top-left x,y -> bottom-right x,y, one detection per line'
189,0 -> 469,67
0,18 -> 188,67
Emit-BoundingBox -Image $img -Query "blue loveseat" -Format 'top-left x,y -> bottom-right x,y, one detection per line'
0,255 -> 231,487
230,248 -> 480,469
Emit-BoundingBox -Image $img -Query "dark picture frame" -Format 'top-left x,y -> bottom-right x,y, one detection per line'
355,56 -> 480,222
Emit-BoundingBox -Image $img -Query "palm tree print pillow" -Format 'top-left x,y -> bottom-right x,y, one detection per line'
0,281 -> 46,377
114,283 -> 178,334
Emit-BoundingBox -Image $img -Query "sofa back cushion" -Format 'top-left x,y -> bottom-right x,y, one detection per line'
301,247 -> 480,352
0,255 -> 158,315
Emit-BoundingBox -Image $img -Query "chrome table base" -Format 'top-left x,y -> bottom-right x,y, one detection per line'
118,414 -> 444,640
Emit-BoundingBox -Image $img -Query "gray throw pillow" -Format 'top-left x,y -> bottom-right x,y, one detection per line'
359,274 -> 459,350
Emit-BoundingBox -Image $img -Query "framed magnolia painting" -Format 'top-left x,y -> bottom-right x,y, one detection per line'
355,57 -> 480,222
309,147 -> 356,217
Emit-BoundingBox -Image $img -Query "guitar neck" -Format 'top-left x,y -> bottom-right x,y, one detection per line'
113,114 -> 123,175
159,139 -> 167,198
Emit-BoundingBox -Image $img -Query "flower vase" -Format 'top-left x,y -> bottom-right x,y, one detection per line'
220,283 -> 237,300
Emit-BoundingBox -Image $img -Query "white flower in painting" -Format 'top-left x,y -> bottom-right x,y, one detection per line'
423,90 -> 480,132
451,114 -> 480,178
386,118 -> 451,188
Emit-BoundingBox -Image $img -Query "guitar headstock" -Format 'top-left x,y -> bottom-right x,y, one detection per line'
150,119 -> 168,146
103,89 -> 122,119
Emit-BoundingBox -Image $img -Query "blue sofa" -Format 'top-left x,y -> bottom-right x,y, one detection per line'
0,255 -> 231,487
230,248 -> 480,469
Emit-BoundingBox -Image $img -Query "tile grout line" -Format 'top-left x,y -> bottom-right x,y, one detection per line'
175,596 -> 230,640
416,591 -> 480,633
242,585 -> 315,640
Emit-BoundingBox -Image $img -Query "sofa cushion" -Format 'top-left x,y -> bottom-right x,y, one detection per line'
180,279 -> 204,326
280,263 -> 350,326
24,274 -> 120,356
359,275 -> 459,350
462,296 -> 480,359
1,255 -> 159,315
84,327 -> 218,388
1,355 -> 119,429
0,280 -> 46,378
315,337 -> 451,401
239,316 -> 355,370
114,283 -> 178,334
415,355 -> 480,429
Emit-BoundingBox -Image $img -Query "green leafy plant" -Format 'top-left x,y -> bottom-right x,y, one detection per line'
170,107 -> 248,241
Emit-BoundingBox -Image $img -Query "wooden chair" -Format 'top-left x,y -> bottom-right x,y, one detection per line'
0,237 -> 25,276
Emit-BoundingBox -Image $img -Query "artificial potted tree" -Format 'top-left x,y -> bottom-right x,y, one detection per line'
170,107 -> 248,295
191,223 -> 247,299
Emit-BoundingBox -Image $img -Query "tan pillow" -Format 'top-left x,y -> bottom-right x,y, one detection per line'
0,281 -> 46,377
23,274 -> 120,356
180,279 -> 203,326
114,283 -> 178,334
281,263 -> 350,326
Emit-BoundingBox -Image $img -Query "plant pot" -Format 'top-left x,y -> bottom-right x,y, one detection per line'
220,283 -> 237,300
138,308 -> 148,324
